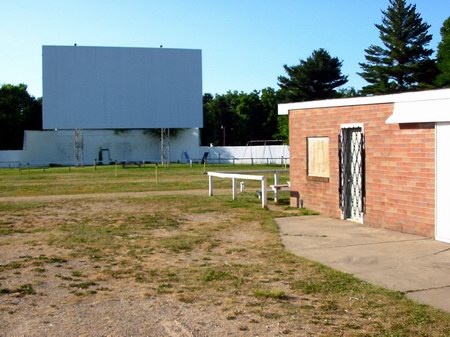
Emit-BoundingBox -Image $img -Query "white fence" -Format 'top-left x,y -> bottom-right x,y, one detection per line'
196,145 -> 290,165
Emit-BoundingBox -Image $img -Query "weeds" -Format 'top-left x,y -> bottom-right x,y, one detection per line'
252,288 -> 287,300
0,284 -> 36,296
161,233 -> 208,253
291,267 -> 370,295
0,261 -> 22,272
69,281 -> 96,289
202,268 -> 232,282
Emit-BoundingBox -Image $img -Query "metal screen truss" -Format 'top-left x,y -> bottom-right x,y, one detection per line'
74,129 -> 84,167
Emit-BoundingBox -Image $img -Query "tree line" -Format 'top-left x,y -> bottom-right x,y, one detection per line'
203,0 -> 450,145
0,84 -> 42,150
1,0 -> 450,149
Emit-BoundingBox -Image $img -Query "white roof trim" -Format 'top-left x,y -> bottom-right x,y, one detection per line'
277,88 -> 450,118
386,99 -> 450,124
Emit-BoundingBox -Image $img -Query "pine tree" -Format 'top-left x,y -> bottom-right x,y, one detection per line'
436,17 -> 450,87
359,0 -> 436,94
278,48 -> 348,103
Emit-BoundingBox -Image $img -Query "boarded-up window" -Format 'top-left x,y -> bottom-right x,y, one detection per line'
307,137 -> 329,178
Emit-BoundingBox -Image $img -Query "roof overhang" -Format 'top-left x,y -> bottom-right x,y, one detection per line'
278,88 -> 450,124
386,98 -> 450,124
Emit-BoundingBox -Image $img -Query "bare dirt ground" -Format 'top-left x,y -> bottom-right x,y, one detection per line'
0,192 -> 313,337
1,190 -> 450,336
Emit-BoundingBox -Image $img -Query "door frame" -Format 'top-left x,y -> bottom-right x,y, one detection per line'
339,123 -> 365,223
435,122 -> 450,243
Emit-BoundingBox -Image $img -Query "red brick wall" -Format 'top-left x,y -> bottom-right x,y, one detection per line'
289,103 -> 435,237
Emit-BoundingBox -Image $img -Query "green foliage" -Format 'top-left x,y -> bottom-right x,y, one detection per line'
278,48 -> 348,103
337,86 -> 362,98
0,84 -> 42,150
436,17 -> 450,87
201,88 -> 284,146
200,49 -> 356,145
359,0 -> 436,94
274,115 -> 289,142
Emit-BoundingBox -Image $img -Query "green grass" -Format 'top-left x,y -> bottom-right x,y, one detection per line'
291,266 -> 370,295
0,164 -> 289,197
252,288 -> 287,300
161,233 -> 208,253
1,164 -> 450,336
0,202 -> 46,211
202,268 -> 232,282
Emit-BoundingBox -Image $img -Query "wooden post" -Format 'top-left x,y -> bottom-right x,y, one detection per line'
232,178 -> 237,200
273,171 -> 280,203
208,174 -> 213,196
261,176 -> 267,208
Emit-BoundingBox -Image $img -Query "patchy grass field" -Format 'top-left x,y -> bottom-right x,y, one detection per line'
0,165 -> 449,336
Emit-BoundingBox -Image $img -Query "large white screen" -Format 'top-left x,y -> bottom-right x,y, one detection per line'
43,46 -> 202,129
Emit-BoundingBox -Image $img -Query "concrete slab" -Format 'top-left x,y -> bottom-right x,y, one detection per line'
277,216 -> 450,313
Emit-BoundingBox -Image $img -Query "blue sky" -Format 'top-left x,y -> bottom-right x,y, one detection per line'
1,0 -> 449,97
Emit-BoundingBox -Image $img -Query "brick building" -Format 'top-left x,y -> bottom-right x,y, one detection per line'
278,89 -> 450,242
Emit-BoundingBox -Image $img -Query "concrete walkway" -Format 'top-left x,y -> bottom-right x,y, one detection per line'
276,216 -> 450,313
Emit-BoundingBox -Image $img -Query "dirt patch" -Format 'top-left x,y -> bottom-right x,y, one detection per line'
1,191 -> 450,336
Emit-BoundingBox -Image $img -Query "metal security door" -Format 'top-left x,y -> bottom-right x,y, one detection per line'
339,126 -> 365,222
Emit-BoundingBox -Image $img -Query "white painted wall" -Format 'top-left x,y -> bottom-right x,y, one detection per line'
436,122 -> 450,243
0,130 -> 290,167
0,129 -> 201,167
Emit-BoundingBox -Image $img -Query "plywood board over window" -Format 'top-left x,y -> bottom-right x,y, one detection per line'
307,137 -> 329,180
